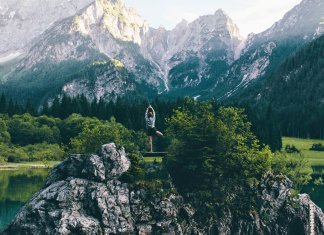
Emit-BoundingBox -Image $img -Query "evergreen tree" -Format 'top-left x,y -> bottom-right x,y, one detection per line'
59,94 -> 72,119
0,93 -> 7,113
51,97 -> 60,117
165,99 -> 272,216
7,99 -> 15,116
42,100 -> 49,115
25,99 -> 35,115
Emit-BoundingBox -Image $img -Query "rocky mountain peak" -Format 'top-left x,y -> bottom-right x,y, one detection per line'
71,0 -> 149,45
141,9 -> 243,75
214,8 -> 226,15
249,0 -> 324,43
0,0 -> 95,55
174,19 -> 188,30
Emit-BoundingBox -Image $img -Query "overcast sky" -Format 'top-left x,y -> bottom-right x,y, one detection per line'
124,0 -> 302,37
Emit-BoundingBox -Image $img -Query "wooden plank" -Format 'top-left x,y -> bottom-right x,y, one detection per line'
143,152 -> 168,157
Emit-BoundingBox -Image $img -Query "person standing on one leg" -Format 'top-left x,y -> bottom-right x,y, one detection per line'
145,105 -> 163,152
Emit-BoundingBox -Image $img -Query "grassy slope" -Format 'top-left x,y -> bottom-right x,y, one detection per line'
282,137 -> 324,166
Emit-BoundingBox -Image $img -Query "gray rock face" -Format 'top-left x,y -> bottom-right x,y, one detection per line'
0,0 -> 94,55
213,174 -> 324,235
1,144 -> 324,235
0,143 -> 198,235
209,0 -> 324,101
45,143 -> 130,185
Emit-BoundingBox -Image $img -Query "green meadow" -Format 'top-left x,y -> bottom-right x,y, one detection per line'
143,157 -> 163,163
282,137 -> 324,166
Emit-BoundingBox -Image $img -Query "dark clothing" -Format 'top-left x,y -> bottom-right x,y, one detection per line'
147,127 -> 157,136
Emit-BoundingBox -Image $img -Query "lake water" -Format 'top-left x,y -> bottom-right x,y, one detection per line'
0,168 -> 323,232
301,166 -> 324,209
0,169 -> 49,232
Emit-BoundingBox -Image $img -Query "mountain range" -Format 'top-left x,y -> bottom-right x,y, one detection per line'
0,0 -> 323,106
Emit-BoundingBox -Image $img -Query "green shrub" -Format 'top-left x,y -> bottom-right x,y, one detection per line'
70,117 -> 146,182
7,154 -> 20,163
0,119 -> 11,143
165,99 -> 272,215
8,114 -> 61,146
285,144 -> 300,153
5,147 -> 29,162
272,152 -> 312,190
310,143 -> 324,151
22,143 -> 66,161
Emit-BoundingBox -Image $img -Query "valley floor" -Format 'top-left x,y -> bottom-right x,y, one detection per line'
283,137 -> 324,166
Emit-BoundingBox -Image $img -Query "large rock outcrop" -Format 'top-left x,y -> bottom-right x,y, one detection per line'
212,174 -> 324,234
1,143 -> 324,235
1,143 -> 199,234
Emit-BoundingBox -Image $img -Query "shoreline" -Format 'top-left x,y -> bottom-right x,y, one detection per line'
0,161 -> 60,170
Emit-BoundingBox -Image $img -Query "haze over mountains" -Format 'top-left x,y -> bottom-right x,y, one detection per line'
0,0 -> 323,105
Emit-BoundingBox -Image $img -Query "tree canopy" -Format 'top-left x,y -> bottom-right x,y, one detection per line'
165,99 -> 272,216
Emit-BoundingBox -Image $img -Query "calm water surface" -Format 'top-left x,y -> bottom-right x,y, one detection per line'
0,169 -> 49,231
302,166 -> 324,209
0,167 -> 323,231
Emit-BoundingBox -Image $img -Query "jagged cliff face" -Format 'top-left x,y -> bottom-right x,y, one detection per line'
245,0 -> 324,46
141,9 -> 243,90
1,0 -> 323,103
0,0 -> 94,56
207,0 -> 324,100
2,143 -> 324,235
18,0 -> 161,86
0,0 -> 244,103
61,60 -> 143,102
1,0 -> 164,103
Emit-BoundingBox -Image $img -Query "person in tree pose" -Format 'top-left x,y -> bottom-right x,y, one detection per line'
145,105 -> 163,152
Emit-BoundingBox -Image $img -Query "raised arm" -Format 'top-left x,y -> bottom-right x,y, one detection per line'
145,105 -> 151,118
151,106 -> 156,118
145,106 -> 149,118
